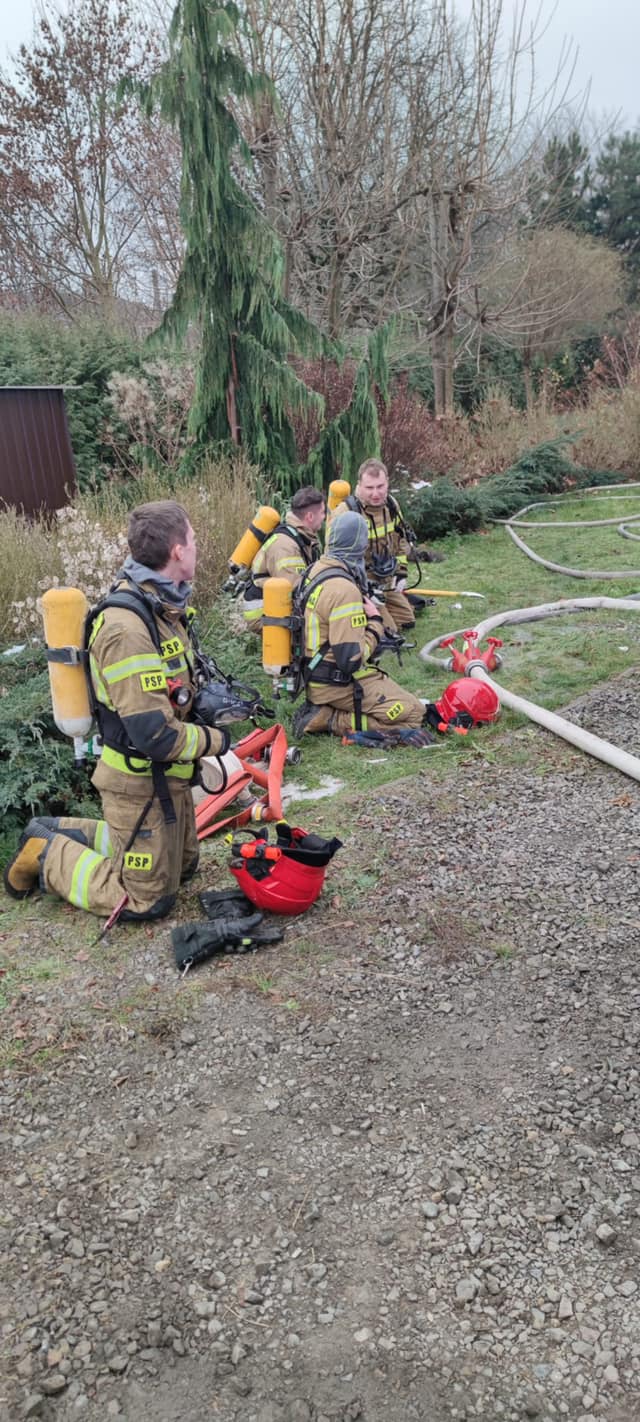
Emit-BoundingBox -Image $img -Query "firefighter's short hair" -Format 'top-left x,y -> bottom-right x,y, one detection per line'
290,485 -> 326,515
356,457 -> 388,482
128,500 -> 190,569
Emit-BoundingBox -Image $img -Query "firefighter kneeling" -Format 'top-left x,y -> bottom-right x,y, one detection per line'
4,501 -> 228,921
291,513 -> 426,739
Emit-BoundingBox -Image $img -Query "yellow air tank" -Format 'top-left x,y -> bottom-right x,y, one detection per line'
229,506 -> 280,572
328,479 -> 351,512
262,577 -> 292,676
41,587 -> 93,741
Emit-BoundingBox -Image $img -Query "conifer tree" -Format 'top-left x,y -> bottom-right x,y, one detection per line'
303,324 -> 392,487
131,0 -> 326,484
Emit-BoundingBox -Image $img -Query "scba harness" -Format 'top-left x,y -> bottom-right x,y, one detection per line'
230,822 -> 343,915
84,582 -> 194,827
284,566 -> 378,731
243,522 -> 317,604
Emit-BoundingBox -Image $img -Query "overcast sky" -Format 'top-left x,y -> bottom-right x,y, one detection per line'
1,0 -> 638,130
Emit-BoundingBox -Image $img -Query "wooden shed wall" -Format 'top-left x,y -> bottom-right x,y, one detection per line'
0,387 -> 77,517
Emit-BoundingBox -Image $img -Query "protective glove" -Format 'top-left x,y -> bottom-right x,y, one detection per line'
341,726 -> 436,749
172,914 -> 284,971
394,577 -> 408,593
199,886 -> 259,921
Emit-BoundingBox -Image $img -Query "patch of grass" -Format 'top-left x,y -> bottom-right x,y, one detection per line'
492,941 -> 517,965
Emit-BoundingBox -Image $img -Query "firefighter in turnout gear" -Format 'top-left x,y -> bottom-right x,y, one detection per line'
330,458 -> 420,634
5,502 -> 228,920
292,512 -> 425,738
242,486 -> 326,631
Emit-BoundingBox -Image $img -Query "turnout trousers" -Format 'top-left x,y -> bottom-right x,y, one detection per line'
40,783 -> 199,920
307,667 -> 424,737
382,587 -> 416,632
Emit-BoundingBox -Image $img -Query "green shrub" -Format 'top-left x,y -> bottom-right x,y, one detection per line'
403,480 -> 484,540
0,649 -> 96,864
400,437 -> 629,542
0,314 -> 142,488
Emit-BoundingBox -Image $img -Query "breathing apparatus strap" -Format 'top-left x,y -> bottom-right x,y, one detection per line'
352,680 -> 364,731
84,583 -> 187,826
276,523 -> 316,564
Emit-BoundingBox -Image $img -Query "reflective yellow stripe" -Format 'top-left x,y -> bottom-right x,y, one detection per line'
88,611 -> 105,647
351,711 -> 369,729
276,557 -> 304,570
307,611 -> 321,654
103,653 -> 163,686
329,602 -> 362,623
69,848 -> 104,910
353,666 -> 377,680
182,723 -> 200,760
90,655 -> 112,708
100,745 -> 194,779
243,605 -> 264,622
94,821 -> 112,857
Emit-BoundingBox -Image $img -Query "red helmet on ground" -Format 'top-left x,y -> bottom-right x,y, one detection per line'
434,678 -> 500,731
229,822 -> 342,915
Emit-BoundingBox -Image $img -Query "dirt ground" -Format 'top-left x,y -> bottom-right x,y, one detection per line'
2,675 -> 640,1422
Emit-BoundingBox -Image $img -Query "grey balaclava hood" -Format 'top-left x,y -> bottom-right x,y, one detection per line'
120,555 -> 191,610
326,511 -> 368,586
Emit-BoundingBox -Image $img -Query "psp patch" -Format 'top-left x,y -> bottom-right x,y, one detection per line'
386,701 -> 404,721
124,851 -> 153,872
161,636 -> 183,659
140,670 -> 167,692
351,613 -> 367,628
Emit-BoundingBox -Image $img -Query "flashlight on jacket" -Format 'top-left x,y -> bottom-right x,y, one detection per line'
167,677 -> 191,709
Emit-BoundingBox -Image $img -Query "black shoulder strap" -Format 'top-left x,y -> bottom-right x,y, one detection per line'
84,584 -> 163,657
345,494 -> 362,512
295,565 -> 353,615
276,523 -> 315,564
387,492 -> 412,539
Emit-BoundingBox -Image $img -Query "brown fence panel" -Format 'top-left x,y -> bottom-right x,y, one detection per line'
0,386 -> 77,517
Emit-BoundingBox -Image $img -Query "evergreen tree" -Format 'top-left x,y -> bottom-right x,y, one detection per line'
303,324 -> 392,488
527,131 -> 591,231
130,0 -> 328,484
588,132 -> 640,300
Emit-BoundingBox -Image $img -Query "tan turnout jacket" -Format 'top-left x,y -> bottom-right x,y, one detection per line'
89,580 -> 224,799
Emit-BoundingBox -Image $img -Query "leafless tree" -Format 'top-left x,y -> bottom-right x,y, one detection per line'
400,0 -> 579,415
237,0 -> 445,338
0,0 -> 182,322
479,226 -> 623,406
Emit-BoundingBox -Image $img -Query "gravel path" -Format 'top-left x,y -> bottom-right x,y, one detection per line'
2,674 -> 640,1422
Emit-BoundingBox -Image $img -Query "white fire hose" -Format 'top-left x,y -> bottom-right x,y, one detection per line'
420,598 -> 640,784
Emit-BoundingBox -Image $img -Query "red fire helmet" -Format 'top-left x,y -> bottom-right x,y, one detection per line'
229,822 -> 343,915
435,678 -> 501,730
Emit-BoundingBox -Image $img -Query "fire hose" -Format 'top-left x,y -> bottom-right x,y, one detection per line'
491,484 -> 640,579
420,598 -> 640,784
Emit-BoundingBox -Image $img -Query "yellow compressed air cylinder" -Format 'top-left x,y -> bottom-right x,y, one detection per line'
328,479 -> 351,512
41,587 -> 93,739
229,506 -> 280,571
262,577 -> 292,676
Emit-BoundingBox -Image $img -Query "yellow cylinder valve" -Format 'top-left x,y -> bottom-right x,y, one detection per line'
229,506 -> 280,572
262,577 -> 292,676
41,587 -> 93,740
328,479 -> 351,512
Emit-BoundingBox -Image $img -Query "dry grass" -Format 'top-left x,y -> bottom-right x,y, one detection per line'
1,454 -> 262,648
573,378 -> 640,473
467,387 -> 562,478
0,506 -> 62,645
82,454 -> 261,609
